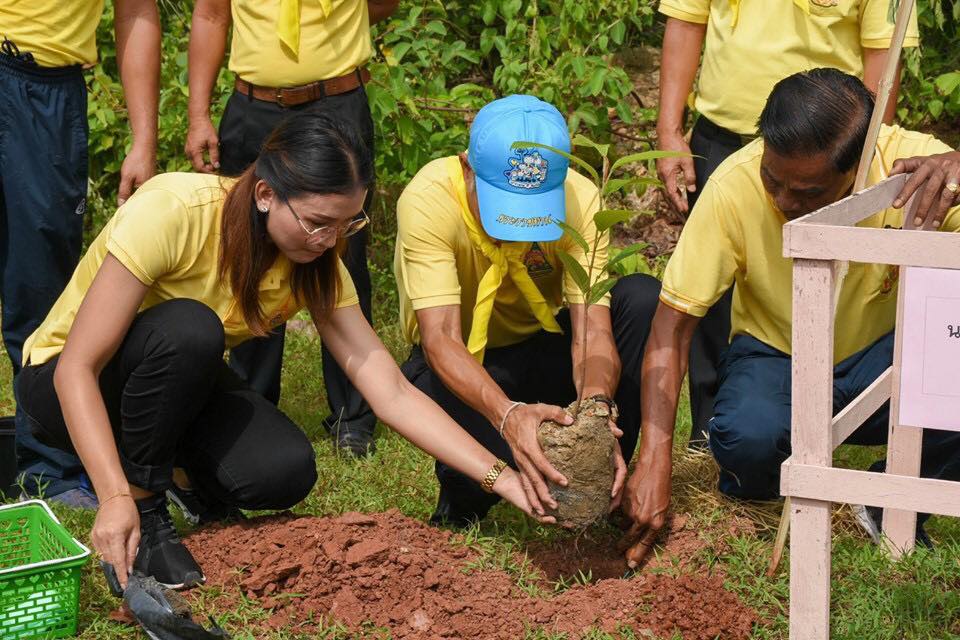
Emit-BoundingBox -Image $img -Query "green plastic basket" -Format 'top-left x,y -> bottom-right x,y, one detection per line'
0,500 -> 91,639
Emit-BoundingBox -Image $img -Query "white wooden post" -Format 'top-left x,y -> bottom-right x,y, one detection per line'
789,259 -> 835,640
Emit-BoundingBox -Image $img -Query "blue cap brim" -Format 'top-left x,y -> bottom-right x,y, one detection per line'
475,177 -> 565,242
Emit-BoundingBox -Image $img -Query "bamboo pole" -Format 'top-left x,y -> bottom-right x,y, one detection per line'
767,0 -> 916,577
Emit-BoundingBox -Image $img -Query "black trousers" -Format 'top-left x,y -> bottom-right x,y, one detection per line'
400,274 -> 661,518
218,86 -> 376,434
685,117 -> 746,446
15,300 -> 317,509
1,49 -> 89,497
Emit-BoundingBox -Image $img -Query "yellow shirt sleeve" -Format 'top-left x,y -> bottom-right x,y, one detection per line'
337,259 -> 359,307
561,175 -> 609,305
658,0 -> 710,24
660,179 -> 743,317
395,188 -> 462,311
860,0 -> 919,48
105,189 -> 192,286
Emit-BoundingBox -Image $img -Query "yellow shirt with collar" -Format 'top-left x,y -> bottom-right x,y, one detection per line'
394,156 -> 608,348
658,0 -> 919,135
229,0 -> 372,87
0,0 -> 105,67
24,172 -> 358,366
660,124 -> 960,364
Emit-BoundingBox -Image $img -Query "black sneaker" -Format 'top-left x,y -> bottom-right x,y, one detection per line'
322,415 -> 376,458
428,483 -> 493,529
166,484 -> 244,526
134,495 -> 205,590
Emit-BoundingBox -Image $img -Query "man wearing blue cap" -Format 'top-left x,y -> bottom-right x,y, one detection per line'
395,95 -> 661,524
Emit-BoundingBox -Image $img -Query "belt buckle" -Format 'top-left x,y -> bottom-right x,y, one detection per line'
275,87 -> 286,107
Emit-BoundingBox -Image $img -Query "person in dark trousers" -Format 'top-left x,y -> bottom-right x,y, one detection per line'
16,113 -> 546,593
653,0 -> 917,447
394,96 -> 661,526
622,69 -> 960,567
0,0 -> 160,506
185,0 -> 399,459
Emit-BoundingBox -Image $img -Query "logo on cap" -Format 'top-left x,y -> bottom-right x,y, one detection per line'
504,149 -> 548,190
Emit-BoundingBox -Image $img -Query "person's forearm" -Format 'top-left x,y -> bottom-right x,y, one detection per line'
862,47 -> 902,125
657,17 -> 706,137
423,334 -> 515,429
188,0 -> 231,120
115,0 -> 160,152
368,0 -> 400,25
639,307 -> 696,452
371,362 -> 500,481
570,306 -> 619,399
53,363 -> 133,500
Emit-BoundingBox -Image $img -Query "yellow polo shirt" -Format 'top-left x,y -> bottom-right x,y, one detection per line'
661,125 -> 960,364
658,0 -> 919,135
24,173 -> 358,366
229,0 -> 373,87
0,0 -> 105,67
395,156 -> 607,348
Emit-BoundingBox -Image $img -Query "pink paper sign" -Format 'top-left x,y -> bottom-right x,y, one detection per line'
898,266 -> 960,431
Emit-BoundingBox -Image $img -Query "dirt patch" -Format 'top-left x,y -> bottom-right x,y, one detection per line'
538,398 -> 616,528
183,509 -> 759,639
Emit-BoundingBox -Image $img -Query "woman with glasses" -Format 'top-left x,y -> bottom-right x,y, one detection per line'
14,113 -> 543,591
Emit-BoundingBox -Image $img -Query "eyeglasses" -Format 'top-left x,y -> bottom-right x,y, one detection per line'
286,201 -> 369,240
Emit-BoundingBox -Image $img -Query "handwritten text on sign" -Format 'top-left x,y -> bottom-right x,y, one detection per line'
899,267 -> 960,431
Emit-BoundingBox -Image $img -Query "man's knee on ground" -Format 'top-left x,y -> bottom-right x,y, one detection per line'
709,411 -> 788,495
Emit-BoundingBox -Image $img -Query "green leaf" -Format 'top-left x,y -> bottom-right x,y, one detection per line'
935,72 -> 960,96
555,220 -> 589,256
602,176 -> 661,196
557,251 -> 590,295
572,134 -> 609,158
593,209 -> 636,232
607,243 -> 648,268
610,21 -> 627,46
588,277 -> 618,305
929,99 -> 944,118
511,140 -> 599,182
610,150 -> 689,173
584,68 -> 606,96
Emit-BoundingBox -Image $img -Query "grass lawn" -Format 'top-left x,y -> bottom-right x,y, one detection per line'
4,221 -> 960,640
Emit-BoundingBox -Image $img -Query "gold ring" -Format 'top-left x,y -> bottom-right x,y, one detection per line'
946,182 -> 960,193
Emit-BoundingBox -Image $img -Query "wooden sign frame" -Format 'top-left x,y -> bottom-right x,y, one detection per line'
782,173 -> 960,640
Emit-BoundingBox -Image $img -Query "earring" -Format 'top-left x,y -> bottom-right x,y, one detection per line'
258,204 -> 268,213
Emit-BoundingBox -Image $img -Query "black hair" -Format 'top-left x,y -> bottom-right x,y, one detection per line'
219,111 -> 374,335
757,68 -> 875,173
255,111 -> 374,202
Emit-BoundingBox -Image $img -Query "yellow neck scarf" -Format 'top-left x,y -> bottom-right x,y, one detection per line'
449,157 -> 562,363
730,0 -> 810,27
277,0 -> 334,56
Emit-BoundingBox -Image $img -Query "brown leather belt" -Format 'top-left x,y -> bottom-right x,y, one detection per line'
234,67 -> 370,107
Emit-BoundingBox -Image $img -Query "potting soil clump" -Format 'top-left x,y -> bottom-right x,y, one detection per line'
538,397 -> 616,528
183,510 -> 759,639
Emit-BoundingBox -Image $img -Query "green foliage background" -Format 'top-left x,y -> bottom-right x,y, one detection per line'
87,0 -> 959,222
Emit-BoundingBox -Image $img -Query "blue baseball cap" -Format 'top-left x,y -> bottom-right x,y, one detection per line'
468,95 -> 570,242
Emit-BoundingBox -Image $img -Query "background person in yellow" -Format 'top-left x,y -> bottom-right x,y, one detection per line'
395,95 -> 662,526
184,0 -> 399,458
15,113 -> 544,593
1,0 -> 160,507
653,0 -> 918,448
621,69 -> 960,566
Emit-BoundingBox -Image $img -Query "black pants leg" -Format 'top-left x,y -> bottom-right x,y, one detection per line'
685,117 -> 744,446
401,274 -> 660,519
0,53 -> 89,497
15,300 -> 316,507
218,88 -> 376,434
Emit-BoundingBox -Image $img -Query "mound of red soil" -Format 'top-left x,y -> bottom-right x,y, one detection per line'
184,509 -> 758,639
